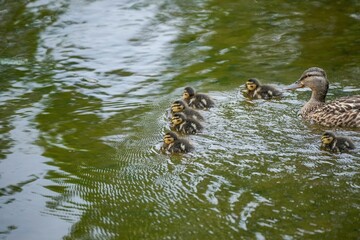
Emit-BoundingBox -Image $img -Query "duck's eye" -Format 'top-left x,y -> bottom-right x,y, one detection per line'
183,92 -> 189,98
296,80 -> 305,87
300,74 -> 309,81
301,74 -> 318,81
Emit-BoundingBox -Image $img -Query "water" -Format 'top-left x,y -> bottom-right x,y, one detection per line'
1,0 -> 359,239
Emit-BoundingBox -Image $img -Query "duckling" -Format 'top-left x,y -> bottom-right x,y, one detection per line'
287,67 -> 360,128
171,100 -> 204,121
161,131 -> 194,153
321,131 -> 355,153
171,112 -> 203,134
182,87 -> 215,109
244,78 -> 282,100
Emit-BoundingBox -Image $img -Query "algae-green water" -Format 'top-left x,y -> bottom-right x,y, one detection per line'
1,0 -> 359,239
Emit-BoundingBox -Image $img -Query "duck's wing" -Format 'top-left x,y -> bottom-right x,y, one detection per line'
312,95 -> 360,127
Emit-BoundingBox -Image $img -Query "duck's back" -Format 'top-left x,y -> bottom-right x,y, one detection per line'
311,95 -> 360,127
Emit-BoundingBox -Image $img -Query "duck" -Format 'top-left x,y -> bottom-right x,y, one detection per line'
171,112 -> 203,134
287,67 -> 360,128
171,100 -> 204,121
244,78 -> 282,99
182,87 -> 215,109
161,131 -> 194,153
321,131 -> 355,153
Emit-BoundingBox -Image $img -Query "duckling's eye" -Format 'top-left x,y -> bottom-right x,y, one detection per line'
321,136 -> 333,144
163,136 -> 174,143
171,104 -> 183,112
171,107 -> 179,112
246,83 -> 257,90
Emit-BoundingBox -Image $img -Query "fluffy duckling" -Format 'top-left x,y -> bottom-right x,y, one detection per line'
287,67 -> 360,127
321,131 -> 355,153
161,131 -> 194,153
244,78 -> 282,100
182,87 -> 215,109
171,100 -> 204,121
171,112 -> 203,134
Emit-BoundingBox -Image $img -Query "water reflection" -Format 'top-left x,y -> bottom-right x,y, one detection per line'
1,0 -> 359,239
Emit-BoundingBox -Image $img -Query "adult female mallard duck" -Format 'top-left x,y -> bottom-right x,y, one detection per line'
244,78 -> 282,99
171,112 -> 203,134
182,87 -> 215,109
171,100 -> 204,121
161,131 -> 194,153
287,67 -> 360,128
321,131 -> 355,153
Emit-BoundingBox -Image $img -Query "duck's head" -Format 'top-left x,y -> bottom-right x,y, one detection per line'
287,67 -> 329,93
171,100 -> 187,113
321,131 -> 336,145
171,112 -> 186,126
183,87 -> 195,100
246,78 -> 260,91
163,131 -> 178,145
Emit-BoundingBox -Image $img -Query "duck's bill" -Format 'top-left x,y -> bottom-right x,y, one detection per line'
285,82 -> 302,91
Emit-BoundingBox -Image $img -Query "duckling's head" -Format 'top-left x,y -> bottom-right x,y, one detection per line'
171,100 -> 187,113
163,131 -> 178,145
287,67 -> 329,94
246,78 -> 260,91
321,131 -> 336,145
171,112 -> 186,126
183,87 -> 195,100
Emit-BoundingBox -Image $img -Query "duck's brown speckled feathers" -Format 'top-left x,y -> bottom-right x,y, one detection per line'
171,100 -> 204,121
245,78 -> 282,100
161,131 -> 194,153
183,87 -> 215,109
309,96 -> 360,127
321,131 -> 355,153
287,67 -> 360,128
171,112 -> 203,134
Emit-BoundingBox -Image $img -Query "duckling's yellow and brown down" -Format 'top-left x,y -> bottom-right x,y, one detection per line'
171,100 -> 204,121
245,78 -> 282,100
161,131 -> 194,153
171,112 -> 203,134
321,131 -> 355,153
182,87 -> 215,109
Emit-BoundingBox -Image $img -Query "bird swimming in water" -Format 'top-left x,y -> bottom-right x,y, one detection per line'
171,112 -> 203,134
287,67 -> 360,128
244,78 -> 282,100
320,131 -> 355,153
161,131 -> 194,153
182,87 -> 215,109
171,100 -> 204,121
